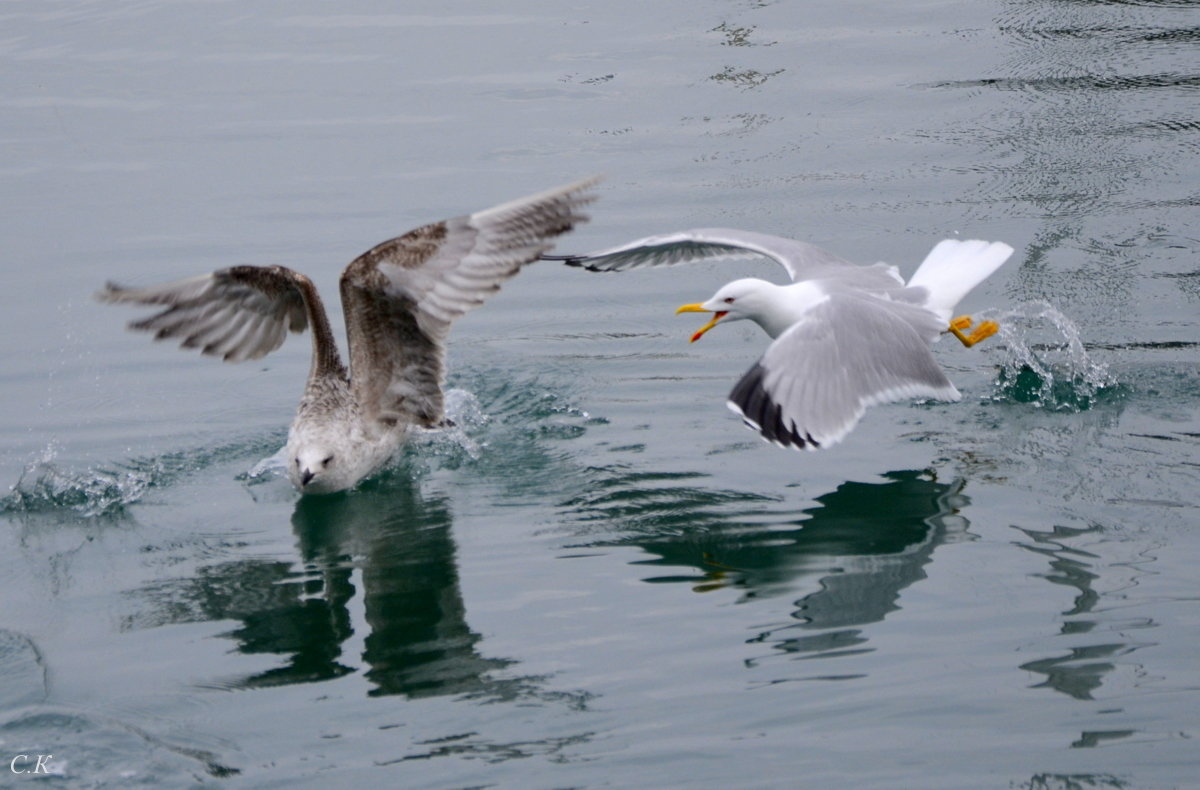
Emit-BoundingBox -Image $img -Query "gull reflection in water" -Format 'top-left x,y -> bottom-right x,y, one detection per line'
126,474 -> 525,700
571,469 -> 971,661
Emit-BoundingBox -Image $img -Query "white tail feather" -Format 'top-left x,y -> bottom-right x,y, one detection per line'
907,239 -> 1014,322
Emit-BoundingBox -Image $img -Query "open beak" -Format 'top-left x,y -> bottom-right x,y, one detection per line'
676,303 -> 727,343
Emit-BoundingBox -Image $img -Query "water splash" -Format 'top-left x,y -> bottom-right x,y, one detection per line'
401,388 -> 488,471
3,376 -> 598,511
243,445 -> 288,482
409,381 -> 603,462
987,301 -> 1118,411
2,461 -> 158,518
1,435 -> 284,519
238,390 -> 491,488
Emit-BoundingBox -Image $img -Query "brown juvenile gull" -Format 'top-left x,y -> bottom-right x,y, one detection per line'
98,177 -> 600,494
546,229 -> 1013,449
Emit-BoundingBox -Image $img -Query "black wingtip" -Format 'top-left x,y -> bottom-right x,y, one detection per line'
539,254 -> 616,272
539,253 -> 587,267
728,362 -> 819,451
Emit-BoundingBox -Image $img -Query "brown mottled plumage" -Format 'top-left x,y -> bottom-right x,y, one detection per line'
98,176 -> 600,493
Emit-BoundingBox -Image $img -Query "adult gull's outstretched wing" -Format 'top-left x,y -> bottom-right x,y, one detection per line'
339,176 -> 600,426
727,293 -> 960,450
545,227 -> 902,287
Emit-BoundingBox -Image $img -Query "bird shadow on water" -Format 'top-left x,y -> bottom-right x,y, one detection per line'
123,473 -> 587,708
281,481 -> 511,699
560,467 -> 973,665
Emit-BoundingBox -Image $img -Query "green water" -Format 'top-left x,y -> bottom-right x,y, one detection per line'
2,1 -> 1198,788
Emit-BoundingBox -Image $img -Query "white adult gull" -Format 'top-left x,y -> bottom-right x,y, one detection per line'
98,177 -> 600,494
546,229 -> 1013,450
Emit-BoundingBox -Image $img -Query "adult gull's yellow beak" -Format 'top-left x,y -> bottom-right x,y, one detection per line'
676,303 -> 727,343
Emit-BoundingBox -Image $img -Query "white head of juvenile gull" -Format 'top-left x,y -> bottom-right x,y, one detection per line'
99,177 -> 600,494
547,228 -> 1013,450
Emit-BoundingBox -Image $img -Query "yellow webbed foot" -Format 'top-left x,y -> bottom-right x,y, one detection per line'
948,315 -> 1000,348
971,320 -> 999,343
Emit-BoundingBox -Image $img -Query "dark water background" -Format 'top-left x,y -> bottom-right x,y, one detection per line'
2,1 -> 1198,788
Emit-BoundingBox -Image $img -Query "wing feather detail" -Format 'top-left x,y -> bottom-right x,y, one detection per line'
97,265 -> 313,363
339,176 -> 600,426
544,227 -> 903,285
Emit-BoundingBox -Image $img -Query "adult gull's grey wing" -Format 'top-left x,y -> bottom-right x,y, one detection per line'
339,176 -> 600,427
544,227 -> 901,285
727,293 -> 960,450
97,265 -> 323,364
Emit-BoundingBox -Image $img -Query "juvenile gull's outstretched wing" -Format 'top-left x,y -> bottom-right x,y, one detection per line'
97,265 -> 320,364
339,176 -> 600,427
544,227 -> 902,287
727,293 -> 960,450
